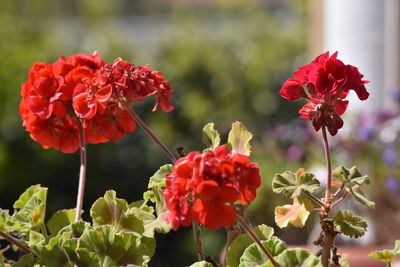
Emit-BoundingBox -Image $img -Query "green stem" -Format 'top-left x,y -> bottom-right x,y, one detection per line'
236,216 -> 276,266
126,108 -> 177,163
0,230 -> 36,256
75,119 -> 87,222
192,222 -> 205,261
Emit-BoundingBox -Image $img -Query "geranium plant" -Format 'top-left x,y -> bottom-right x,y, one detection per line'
0,51 -> 380,267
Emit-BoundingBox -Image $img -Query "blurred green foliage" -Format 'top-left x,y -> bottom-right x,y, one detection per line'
0,0 -> 309,265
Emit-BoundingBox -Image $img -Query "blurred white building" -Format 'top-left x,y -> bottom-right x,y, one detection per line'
313,0 -> 400,113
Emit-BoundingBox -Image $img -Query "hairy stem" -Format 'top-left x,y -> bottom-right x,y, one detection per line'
331,192 -> 348,208
321,125 -> 332,205
126,108 -> 177,163
304,192 -> 327,208
75,120 -> 87,222
192,222 -> 205,261
0,230 -> 36,256
236,216 -> 276,266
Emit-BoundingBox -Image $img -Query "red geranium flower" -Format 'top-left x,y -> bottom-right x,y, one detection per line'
162,145 -> 261,230
20,52 -> 106,153
280,51 -> 369,135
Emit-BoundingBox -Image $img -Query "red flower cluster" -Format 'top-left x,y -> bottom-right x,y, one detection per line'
280,51 -> 369,135
20,52 -> 174,153
162,145 -> 261,230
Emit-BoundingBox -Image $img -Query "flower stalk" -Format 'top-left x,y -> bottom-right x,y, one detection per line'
74,119 -> 87,222
236,216 -> 277,266
192,222 -> 205,261
322,125 -> 332,205
126,108 -> 177,163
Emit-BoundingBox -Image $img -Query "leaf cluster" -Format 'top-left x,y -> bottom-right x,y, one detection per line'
0,178 -> 172,267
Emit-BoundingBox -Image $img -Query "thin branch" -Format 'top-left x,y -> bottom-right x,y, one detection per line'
331,193 -> 348,208
236,216 -> 276,266
126,108 -> 177,163
332,182 -> 345,199
0,230 -> 36,256
75,119 -> 87,222
304,192 -> 328,209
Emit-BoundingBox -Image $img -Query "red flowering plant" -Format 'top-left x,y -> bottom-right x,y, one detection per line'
272,51 -> 375,267
0,51 -> 380,267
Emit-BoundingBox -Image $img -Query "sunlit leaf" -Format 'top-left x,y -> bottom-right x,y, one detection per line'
90,190 -> 144,234
274,198 -> 312,228
7,185 -> 47,234
272,170 -> 320,199
227,121 -> 252,156
226,224 -> 274,267
0,209 -> 9,232
28,230 -> 45,255
368,240 -> 400,264
148,164 -> 172,190
332,166 -> 369,185
239,237 -> 286,267
79,225 -> 155,266
189,261 -> 217,267
47,209 -> 76,235
348,185 -> 375,209
12,253 -> 36,267
333,210 -> 367,238
265,248 -> 323,267
202,122 -> 221,150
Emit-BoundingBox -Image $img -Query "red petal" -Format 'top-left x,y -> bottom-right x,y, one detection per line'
117,110 -> 136,133
95,85 -> 112,102
174,158 -> 193,178
195,180 -> 218,200
192,199 -> 236,230
334,100 -> 348,116
73,93 -> 97,119
280,78 -> 307,100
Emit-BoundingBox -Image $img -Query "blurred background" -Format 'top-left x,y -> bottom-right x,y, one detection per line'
0,0 -> 399,266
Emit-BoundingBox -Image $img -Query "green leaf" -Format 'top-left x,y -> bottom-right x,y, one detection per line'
7,185 -> 47,234
189,261 -> 216,267
79,225 -> 155,266
226,224 -> 274,267
202,122 -> 221,150
128,201 -> 171,237
368,240 -> 400,264
0,209 -> 9,232
332,166 -> 370,185
333,210 -> 367,238
274,198 -> 312,228
90,190 -> 144,234
12,253 -> 36,267
59,221 -> 91,238
394,240 -> 400,253
148,164 -> 172,190
369,250 -> 398,263
239,237 -> 286,267
40,235 -> 75,267
227,121 -> 253,156
267,249 -> 323,267
348,185 -> 375,209
28,230 -> 45,255
272,169 -> 320,198
13,185 -> 46,209
47,209 -> 76,235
